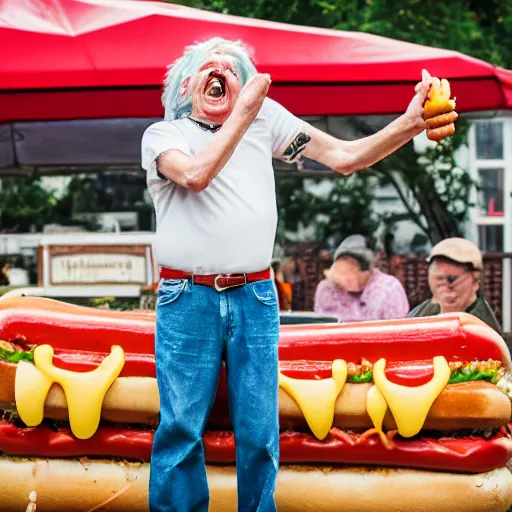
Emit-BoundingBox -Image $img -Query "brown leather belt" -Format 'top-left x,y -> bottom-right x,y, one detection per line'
160,267 -> 271,292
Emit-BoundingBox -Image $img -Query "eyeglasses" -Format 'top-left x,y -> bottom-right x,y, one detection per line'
431,272 -> 474,286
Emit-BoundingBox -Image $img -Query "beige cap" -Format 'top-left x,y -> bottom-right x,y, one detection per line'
428,237 -> 483,270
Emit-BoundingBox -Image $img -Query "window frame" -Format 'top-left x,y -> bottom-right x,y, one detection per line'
468,117 -> 512,332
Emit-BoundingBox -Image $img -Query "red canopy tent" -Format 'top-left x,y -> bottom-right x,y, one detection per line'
1,0 -> 511,123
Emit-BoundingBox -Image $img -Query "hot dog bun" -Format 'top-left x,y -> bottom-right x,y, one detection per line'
1,457 -> 511,512
280,381 -> 512,431
424,77 -> 456,119
1,361 -> 508,431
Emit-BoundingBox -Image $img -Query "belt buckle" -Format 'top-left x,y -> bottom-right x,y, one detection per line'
214,273 -> 247,292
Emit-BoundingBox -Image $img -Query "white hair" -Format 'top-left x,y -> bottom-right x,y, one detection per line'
161,37 -> 257,121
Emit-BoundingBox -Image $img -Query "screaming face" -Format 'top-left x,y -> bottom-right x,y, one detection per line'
185,53 -> 243,125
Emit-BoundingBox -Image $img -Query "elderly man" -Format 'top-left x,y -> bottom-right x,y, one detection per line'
409,238 -> 502,333
314,235 -> 409,321
141,37 -> 441,512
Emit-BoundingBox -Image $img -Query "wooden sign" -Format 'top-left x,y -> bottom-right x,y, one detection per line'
38,245 -> 155,286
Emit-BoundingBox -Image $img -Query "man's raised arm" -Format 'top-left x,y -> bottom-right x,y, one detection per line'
156,74 -> 271,191
299,70 -> 433,176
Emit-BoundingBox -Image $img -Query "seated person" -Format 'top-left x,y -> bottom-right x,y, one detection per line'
314,235 -> 409,322
408,237 -> 502,334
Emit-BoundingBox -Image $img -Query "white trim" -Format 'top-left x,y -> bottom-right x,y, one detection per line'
503,258 -> 511,333
37,232 -> 156,247
474,160 -> 506,169
42,245 -> 50,288
503,119 -> 512,253
469,119 -> 509,238
0,286 -> 142,299
473,216 -> 505,226
468,118 -> 512,331
502,119 -> 512,331
145,246 -> 153,285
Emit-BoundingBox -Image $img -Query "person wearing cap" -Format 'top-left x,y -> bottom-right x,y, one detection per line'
408,238 -> 502,334
314,235 -> 409,322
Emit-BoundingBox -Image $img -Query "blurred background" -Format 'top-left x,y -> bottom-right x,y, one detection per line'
0,0 -> 511,333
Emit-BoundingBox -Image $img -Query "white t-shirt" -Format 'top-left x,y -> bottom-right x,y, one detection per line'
141,98 -> 305,274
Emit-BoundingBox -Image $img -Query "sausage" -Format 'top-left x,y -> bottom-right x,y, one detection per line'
426,111 -> 459,129
427,123 -> 456,142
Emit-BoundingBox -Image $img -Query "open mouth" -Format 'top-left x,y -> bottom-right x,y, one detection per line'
205,71 -> 226,99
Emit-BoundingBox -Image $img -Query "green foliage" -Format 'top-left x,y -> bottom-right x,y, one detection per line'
183,0 -> 512,69
0,176 -> 100,233
87,296 -> 140,311
372,120 -> 475,244
275,172 -> 379,247
0,178 -> 59,232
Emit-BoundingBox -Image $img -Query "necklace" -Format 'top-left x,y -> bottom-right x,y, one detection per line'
187,116 -> 222,132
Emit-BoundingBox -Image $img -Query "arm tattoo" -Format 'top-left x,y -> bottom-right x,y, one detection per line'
282,132 -> 311,162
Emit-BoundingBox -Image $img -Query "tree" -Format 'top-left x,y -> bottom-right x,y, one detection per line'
0,178 -> 58,233
0,176 -> 101,233
275,172 -> 379,249
182,0 -> 511,68
371,121 -> 474,244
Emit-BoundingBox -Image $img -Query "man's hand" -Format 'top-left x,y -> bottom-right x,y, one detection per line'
405,69 -> 433,131
234,73 -> 271,120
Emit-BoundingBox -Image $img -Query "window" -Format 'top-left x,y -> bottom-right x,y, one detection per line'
476,121 -> 503,159
478,168 -> 504,216
478,225 -> 503,252
470,118 -> 511,333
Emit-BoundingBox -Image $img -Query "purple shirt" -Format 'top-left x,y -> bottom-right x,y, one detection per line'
314,270 -> 409,322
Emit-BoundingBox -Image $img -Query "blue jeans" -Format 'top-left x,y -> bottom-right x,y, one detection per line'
149,278 -> 280,512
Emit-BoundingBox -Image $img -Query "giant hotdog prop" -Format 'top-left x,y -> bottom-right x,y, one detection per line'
0,297 -> 512,511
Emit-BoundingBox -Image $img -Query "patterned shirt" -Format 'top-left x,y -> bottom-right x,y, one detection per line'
314,270 -> 409,322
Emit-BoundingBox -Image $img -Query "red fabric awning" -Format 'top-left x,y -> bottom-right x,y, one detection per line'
1,0 -> 511,122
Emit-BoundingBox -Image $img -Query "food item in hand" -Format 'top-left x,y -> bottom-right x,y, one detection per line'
0,298 -> 511,511
423,75 -> 458,143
